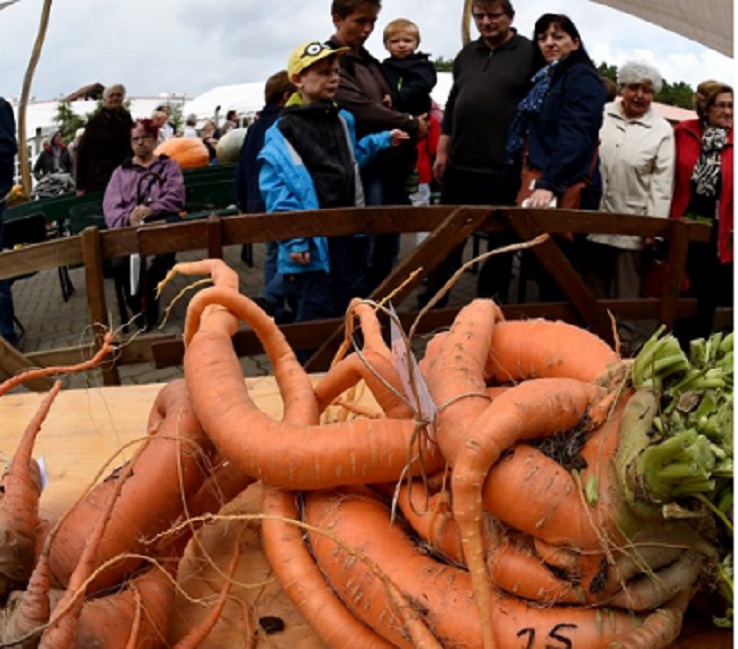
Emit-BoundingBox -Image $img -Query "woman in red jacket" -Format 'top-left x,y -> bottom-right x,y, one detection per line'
670,80 -> 733,342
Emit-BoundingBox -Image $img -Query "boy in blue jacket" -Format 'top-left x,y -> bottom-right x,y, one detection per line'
258,40 -> 407,335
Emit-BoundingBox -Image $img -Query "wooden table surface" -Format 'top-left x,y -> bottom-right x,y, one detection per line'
1,381 -> 732,648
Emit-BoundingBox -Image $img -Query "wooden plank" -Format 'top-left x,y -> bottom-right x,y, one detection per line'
0,236 -> 82,281
659,219 -> 692,330
503,210 -> 615,343
0,336 -> 54,391
206,214 -> 224,258
493,209 -> 713,241
149,297 -> 703,370
304,206 -> 498,371
81,227 -> 119,386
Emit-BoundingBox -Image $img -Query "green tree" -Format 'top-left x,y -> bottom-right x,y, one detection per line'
597,62 -> 618,84
434,56 -> 454,72
52,101 -> 86,143
596,61 -> 695,109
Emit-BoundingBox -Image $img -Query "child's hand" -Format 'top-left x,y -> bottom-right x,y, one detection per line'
382,94 -> 393,108
389,129 -> 410,146
290,251 -> 311,265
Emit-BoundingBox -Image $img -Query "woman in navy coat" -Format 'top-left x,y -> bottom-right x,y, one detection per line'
507,13 -> 606,299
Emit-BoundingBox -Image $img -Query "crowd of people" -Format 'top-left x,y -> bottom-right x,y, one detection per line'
0,0 -> 733,352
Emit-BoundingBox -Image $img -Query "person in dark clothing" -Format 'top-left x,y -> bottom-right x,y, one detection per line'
258,40 -> 406,361
419,0 -> 536,308
0,96 -> 18,346
380,18 -> 436,116
380,17 -> 436,195
75,83 -> 134,195
234,70 -> 296,319
33,129 -> 72,180
328,0 -> 428,294
506,13 -> 605,301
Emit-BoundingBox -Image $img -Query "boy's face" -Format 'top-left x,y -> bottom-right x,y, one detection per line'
385,31 -> 418,59
333,5 -> 379,50
294,57 -> 341,104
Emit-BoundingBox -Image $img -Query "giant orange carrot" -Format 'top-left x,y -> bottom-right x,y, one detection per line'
48,379 -> 215,593
424,300 -> 503,462
485,319 -> 621,385
452,378 -> 607,648
261,485 -> 398,649
304,488 -> 653,649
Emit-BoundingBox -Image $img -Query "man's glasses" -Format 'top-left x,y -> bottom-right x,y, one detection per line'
711,102 -> 734,111
131,135 -> 154,143
472,11 -> 505,21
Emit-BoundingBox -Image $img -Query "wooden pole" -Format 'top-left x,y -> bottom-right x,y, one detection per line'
17,0 -> 54,197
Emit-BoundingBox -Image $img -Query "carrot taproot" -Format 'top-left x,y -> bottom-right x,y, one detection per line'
315,299 -> 412,419
181,290 -> 443,489
47,379 -> 215,594
73,563 -> 175,649
0,380 -> 61,598
261,485 -> 398,649
172,526 -> 244,649
396,479 -> 589,605
485,319 -> 621,386
423,299 -> 504,462
0,333 -> 115,397
304,487 -> 651,649
452,377 -> 607,649
1,552 -> 51,646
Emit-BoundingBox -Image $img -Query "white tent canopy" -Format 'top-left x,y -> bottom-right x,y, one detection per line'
589,0 -> 733,57
182,83 -> 265,124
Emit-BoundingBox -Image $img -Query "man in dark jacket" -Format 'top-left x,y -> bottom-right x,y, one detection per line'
75,83 -> 134,195
0,96 -> 18,345
420,0 -> 536,308
328,0 -> 428,293
234,70 -> 295,320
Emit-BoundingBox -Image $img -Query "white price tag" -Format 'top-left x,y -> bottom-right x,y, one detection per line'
37,456 -> 49,492
388,305 -> 436,434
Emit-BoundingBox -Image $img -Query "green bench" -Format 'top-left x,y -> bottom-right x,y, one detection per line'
5,164 -> 239,234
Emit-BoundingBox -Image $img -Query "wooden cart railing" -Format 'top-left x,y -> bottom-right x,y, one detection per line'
0,205 -> 720,388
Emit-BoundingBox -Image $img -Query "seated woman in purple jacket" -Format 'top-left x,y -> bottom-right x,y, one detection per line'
103,118 -> 185,329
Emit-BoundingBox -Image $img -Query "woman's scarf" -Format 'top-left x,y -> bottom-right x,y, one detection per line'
506,60 -> 558,161
691,126 -> 728,197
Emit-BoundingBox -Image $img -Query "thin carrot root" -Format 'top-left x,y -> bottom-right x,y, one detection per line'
0,332 -> 115,397
0,380 -> 62,597
172,525 -> 245,649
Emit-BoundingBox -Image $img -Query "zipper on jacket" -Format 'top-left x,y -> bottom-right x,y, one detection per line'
483,49 -> 494,71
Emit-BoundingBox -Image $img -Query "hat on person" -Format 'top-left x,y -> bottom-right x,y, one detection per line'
287,41 -> 349,78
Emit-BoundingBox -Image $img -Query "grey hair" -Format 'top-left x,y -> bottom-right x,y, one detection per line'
103,83 -> 126,100
616,61 -> 663,94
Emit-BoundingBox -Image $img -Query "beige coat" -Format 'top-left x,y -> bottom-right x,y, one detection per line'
590,101 -> 675,250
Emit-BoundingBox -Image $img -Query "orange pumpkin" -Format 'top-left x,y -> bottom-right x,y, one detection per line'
155,137 -> 209,169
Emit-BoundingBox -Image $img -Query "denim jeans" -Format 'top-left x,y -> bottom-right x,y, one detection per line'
0,204 -> 17,345
362,163 -> 409,294
284,271 -> 334,364
260,241 -> 285,304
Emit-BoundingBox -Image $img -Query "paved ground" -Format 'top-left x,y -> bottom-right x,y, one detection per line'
9,233 -> 496,392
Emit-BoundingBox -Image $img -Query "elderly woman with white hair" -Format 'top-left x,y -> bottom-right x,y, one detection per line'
587,61 -> 675,324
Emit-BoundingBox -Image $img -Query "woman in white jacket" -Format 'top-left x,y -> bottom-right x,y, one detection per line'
587,61 -> 674,304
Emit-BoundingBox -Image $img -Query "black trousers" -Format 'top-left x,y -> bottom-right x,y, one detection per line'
418,164 -> 520,309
